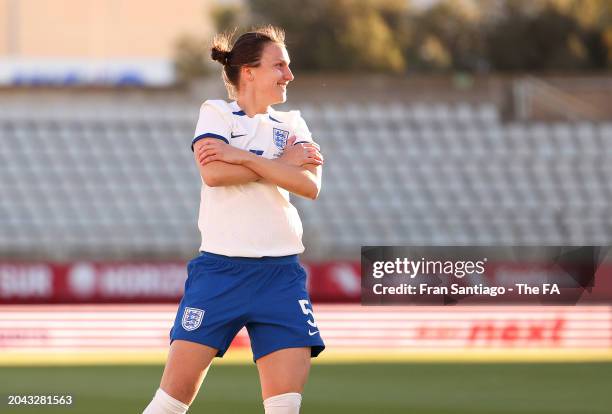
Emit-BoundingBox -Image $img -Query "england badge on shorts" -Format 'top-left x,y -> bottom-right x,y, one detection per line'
182,307 -> 205,331
273,128 -> 289,149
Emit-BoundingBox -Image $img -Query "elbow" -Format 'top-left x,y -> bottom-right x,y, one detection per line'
309,187 -> 320,200
301,169 -> 321,200
202,173 -> 220,187
304,183 -> 321,200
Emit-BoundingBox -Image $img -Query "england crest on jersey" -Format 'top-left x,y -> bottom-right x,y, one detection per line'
182,307 -> 204,331
273,128 -> 289,149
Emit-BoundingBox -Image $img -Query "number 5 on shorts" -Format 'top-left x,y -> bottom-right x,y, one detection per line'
298,299 -> 318,328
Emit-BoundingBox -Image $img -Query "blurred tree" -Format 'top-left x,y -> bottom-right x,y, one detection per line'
212,3 -> 244,32
549,0 -> 612,67
249,0 -> 407,73
485,3 -> 575,70
174,4 -> 245,84
173,35 -> 212,84
405,0 -> 486,71
483,0 -> 602,70
173,0 -> 612,82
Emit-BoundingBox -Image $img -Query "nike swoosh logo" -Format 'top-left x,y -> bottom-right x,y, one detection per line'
308,330 -> 319,336
230,133 -> 247,138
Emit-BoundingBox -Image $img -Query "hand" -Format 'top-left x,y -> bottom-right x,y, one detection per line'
278,135 -> 324,167
197,139 -> 251,166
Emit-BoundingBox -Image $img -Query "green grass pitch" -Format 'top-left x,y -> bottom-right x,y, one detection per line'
1,362 -> 611,413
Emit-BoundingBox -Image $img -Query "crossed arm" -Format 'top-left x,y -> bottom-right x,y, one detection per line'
192,137 -> 324,200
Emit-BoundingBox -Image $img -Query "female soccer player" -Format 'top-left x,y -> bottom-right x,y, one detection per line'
143,25 -> 325,414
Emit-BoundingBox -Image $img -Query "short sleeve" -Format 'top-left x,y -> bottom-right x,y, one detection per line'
191,101 -> 231,152
292,112 -> 314,144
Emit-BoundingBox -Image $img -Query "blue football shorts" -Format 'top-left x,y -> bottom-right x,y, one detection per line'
170,251 -> 325,361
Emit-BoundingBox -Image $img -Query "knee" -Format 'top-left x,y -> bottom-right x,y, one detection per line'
143,388 -> 190,414
160,370 -> 204,405
159,382 -> 195,406
261,377 -> 307,401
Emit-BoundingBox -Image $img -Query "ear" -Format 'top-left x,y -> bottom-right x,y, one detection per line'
242,66 -> 254,82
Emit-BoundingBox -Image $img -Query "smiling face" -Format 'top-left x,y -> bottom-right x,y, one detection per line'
245,42 -> 294,106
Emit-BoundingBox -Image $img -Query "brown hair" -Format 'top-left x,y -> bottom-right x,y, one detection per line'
211,25 -> 286,99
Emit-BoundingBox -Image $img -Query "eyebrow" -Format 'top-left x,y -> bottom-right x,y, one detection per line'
275,59 -> 290,65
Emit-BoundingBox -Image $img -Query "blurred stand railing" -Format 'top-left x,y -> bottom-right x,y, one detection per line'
514,76 -> 609,121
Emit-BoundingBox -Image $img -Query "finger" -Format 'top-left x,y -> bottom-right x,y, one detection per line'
307,153 -> 323,162
199,155 -> 209,165
203,151 -> 221,161
303,158 -> 323,166
301,144 -> 318,151
201,149 -> 218,157
199,155 -> 210,165
302,145 -> 320,154
287,136 -> 297,147
198,149 -> 214,159
202,155 -> 219,165
307,148 -> 320,157
197,144 -> 212,155
201,140 -> 221,149
300,142 -> 320,150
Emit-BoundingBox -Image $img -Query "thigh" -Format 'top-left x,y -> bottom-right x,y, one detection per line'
256,347 -> 311,400
246,263 -> 325,362
159,340 -> 219,405
171,254 -> 250,357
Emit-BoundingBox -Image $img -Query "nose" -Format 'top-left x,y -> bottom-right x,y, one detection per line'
284,67 -> 294,82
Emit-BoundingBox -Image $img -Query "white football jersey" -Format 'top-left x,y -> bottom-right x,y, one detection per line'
191,100 -> 315,257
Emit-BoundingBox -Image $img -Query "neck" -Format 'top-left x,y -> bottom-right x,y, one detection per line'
236,91 -> 269,117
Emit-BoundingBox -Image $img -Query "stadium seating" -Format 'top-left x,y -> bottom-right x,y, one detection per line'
1,101 -> 611,260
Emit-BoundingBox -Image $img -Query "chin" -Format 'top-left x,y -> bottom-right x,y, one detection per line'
274,91 -> 287,104
271,94 -> 286,105
274,93 -> 287,103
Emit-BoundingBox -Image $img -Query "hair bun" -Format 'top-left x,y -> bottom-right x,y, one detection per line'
211,47 -> 231,65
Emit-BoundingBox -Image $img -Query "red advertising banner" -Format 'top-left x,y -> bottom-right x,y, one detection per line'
1,261 -> 611,304
0,261 -> 361,304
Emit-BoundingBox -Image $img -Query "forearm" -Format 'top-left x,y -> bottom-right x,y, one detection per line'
196,139 -> 322,193
200,161 -> 261,187
242,153 -> 320,199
